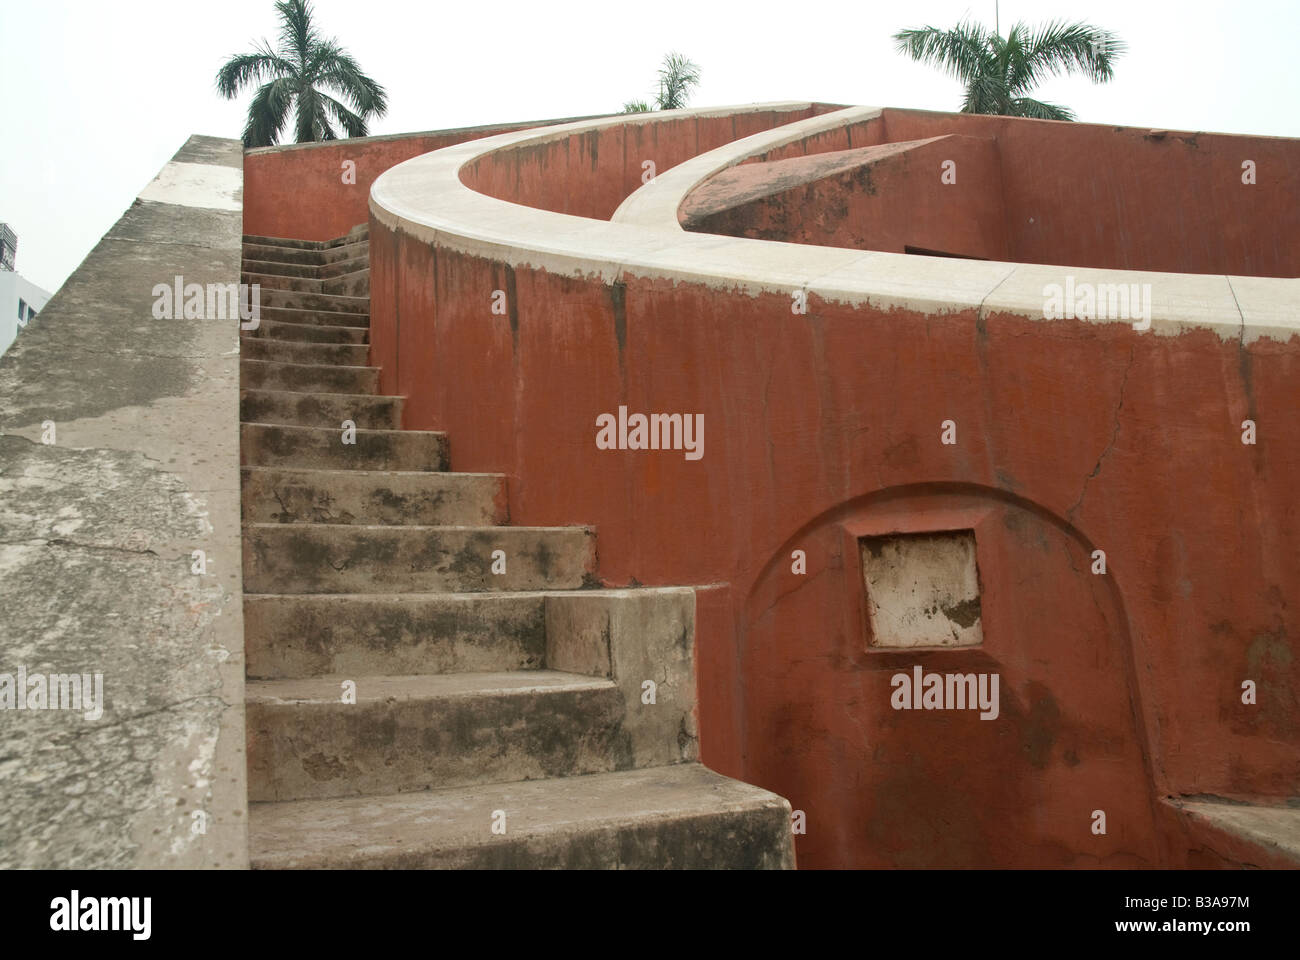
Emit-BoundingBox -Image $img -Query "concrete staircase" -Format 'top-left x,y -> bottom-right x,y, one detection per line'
238,224 -> 795,868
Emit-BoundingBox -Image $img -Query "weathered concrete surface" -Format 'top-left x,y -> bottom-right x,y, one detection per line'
548,588 -> 700,770
240,389 -> 402,429
242,240 -> 367,266
320,269 -> 370,298
1163,797 -> 1300,868
242,259 -> 323,279
240,467 -> 505,525
247,670 -> 627,801
259,290 -> 369,315
318,257 -> 369,279
240,358 -> 379,394
252,317 -> 369,344
860,530 -> 984,648
242,523 -> 597,593
242,270 -> 323,293
0,135 -> 247,868
244,592 -> 549,679
259,306 -> 370,328
249,763 -> 794,869
240,338 -> 370,365
239,422 -> 448,471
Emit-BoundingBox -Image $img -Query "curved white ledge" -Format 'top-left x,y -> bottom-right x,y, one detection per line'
370,103 -> 1299,343
610,105 -> 882,229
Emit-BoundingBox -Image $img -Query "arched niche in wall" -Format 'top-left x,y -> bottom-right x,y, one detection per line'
741,482 -> 1160,869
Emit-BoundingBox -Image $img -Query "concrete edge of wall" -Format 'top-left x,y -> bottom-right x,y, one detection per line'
369,102 -> 1298,345
0,134 -> 248,868
243,112 -> 618,156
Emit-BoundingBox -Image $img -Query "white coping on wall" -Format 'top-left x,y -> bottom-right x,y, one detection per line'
370,102 -> 1299,344
139,161 -> 243,211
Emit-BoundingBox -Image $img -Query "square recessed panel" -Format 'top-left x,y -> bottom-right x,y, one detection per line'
860,530 -> 983,648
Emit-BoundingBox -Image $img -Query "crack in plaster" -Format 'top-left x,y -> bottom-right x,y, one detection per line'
1068,344 -> 1136,523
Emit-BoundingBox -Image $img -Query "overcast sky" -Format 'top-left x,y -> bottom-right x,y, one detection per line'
3,0 -> 1297,294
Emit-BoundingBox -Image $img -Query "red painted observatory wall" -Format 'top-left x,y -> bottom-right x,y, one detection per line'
242,117 -> 606,240
243,109 -> 1300,868
686,109 -> 1300,277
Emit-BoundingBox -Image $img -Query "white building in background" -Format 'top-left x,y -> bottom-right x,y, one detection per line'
0,224 -> 53,357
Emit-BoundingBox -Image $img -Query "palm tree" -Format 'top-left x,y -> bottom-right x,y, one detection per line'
216,0 -> 388,147
655,52 -> 701,110
622,52 -> 701,113
893,19 -> 1123,121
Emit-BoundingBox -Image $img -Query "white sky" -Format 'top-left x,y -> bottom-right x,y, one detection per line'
2,0 -> 1297,294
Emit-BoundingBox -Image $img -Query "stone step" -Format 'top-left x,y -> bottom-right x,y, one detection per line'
321,268 -> 369,298
242,523 -> 596,594
259,289 -> 370,315
243,234 -> 326,249
243,243 -> 327,266
241,466 -> 504,525
259,305 -> 369,329
330,225 -> 368,246
240,389 -> 401,429
242,239 -> 369,267
240,423 -> 449,471
1169,799 -> 1300,867
243,592 -> 545,680
244,271 -> 323,293
248,764 -> 795,869
240,358 -> 379,394
242,584 -> 693,683
244,317 -> 368,344
245,671 -> 625,802
242,258 -> 323,279
318,255 -> 369,279
241,337 -> 369,366
319,240 -> 368,265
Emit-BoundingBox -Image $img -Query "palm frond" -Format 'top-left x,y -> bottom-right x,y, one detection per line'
215,41 -> 293,98
241,78 -> 295,147
655,52 -> 701,110
319,91 -> 369,138
1008,96 -> 1075,122
893,21 -> 992,86
275,0 -> 319,66
1010,20 -> 1124,93
314,45 -> 389,118
294,85 -> 323,143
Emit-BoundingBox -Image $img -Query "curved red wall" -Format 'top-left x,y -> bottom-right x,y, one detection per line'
458,105 -> 832,219
367,222 -> 1300,866
243,117 -> 606,240
686,108 -> 1300,278
247,110 -> 1300,867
